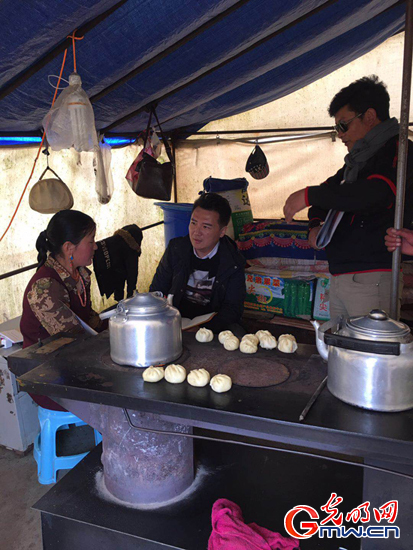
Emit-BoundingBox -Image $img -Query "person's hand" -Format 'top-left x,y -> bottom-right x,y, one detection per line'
308,226 -> 321,249
385,227 -> 413,255
283,189 -> 307,223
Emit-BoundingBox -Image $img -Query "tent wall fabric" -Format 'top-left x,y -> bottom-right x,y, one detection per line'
0,0 -> 406,137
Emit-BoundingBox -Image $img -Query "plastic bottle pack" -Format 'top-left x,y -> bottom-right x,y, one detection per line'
43,72 -> 98,152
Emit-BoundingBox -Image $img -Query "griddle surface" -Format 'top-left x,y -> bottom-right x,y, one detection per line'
15,331 -> 413,458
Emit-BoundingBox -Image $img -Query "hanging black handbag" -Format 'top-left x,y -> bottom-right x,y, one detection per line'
134,107 -> 175,201
245,145 -> 269,180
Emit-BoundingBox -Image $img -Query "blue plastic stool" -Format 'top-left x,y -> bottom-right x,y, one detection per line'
34,406 -> 102,485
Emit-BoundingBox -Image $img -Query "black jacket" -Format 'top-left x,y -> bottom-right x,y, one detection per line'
307,136 -> 413,274
149,235 -> 246,333
93,224 -> 143,301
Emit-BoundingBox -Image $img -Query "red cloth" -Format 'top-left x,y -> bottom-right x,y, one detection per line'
208,499 -> 299,550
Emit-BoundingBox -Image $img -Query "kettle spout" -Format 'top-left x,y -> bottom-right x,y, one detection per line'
310,319 -> 329,362
310,319 -> 320,332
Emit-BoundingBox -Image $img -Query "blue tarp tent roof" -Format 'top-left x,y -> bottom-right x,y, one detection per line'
0,0 -> 407,138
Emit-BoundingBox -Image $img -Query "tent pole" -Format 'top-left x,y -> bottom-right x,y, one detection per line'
171,137 -> 178,203
390,0 -> 413,320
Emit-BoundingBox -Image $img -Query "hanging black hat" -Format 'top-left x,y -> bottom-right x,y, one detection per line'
245,145 -> 269,180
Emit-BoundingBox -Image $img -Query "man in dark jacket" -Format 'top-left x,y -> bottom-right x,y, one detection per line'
150,193 -> 246,333
283,76 -> 413,318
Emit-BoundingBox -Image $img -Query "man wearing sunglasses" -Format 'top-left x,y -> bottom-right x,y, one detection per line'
283,75 -> 413,318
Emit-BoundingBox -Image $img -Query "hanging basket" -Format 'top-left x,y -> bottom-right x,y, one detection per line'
29,166 -> 74,214
245,145 -> 269,180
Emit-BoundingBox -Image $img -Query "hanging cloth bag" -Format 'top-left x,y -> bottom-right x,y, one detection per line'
29,166 -> 74,214
134,107 -> 175,201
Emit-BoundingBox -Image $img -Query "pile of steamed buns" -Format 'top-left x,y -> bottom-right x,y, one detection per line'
196,327 -> 297,354
142,364 -> 231,393
142,328 -> 297,394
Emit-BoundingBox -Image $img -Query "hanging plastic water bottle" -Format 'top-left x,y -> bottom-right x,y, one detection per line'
67,73 -> 98,152
43,72 -> 98,152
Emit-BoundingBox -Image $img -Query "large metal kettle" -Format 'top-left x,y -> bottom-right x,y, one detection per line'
312,309 -> 413,412
105,292 -> 182,367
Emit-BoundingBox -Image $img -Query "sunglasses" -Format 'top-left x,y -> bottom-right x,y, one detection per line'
334,112 -> 364,134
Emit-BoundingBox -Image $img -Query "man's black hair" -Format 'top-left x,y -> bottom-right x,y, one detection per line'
328,75 -> 390,121
192,193 -> 231,227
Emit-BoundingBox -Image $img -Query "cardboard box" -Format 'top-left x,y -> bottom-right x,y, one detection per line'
245,272 -> 315,319
313,276 -> 330,320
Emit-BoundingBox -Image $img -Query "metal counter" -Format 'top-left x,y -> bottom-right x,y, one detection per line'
9,330 -> 413,549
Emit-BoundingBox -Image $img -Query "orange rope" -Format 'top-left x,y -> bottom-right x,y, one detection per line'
67,30 -> 84,73
0,48 -> 68,243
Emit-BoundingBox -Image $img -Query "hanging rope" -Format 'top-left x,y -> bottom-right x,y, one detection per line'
0,49 -> 68,243
67,30 -> 84,73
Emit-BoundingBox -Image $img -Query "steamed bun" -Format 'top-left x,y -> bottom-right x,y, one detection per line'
196,327 -> 214,343
256,329 -> 273,342
187,368 -> 210,387
218,330 -> 234,344
142,366 -> 165,382
165,364 -> 187,383
210,374 -> 232,393
242,334 -> 259,346
260,334 -> 277,350
240,339 -> 258,354
277,334 -> 298,353
223,335 -> 240,351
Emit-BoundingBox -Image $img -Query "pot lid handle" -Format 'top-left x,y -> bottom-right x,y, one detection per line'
368,309 -> 388,321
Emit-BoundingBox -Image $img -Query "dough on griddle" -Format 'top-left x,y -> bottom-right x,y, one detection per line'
218,330 -> 233,344
195,327 -> 214,343
165,364 -> 187,383
142,366 -> 165,382
277,334 -> 298,353
259,334 -> 277,350
223,335 -> 240,351
241,334 -> 259,346
240,339 -> 258,354
210,374 -> 232,393
187,368 -> 210,387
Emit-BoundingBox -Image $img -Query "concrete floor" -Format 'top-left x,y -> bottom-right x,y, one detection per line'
0,445 -> 48,550
0,424 -> 96,550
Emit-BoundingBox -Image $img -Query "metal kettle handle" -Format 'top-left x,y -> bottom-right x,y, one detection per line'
99,301 -> 129,320
116,301 -> 129,315
323,333 -> 400,356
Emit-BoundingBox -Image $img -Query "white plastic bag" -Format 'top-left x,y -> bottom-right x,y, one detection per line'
94,138 -> 114,204
43,72 -> 98,152
151,127 -> 162,159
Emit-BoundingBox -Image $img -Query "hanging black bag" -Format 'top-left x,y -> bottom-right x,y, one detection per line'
134,107 -> 175,200
245,145 -> 269,180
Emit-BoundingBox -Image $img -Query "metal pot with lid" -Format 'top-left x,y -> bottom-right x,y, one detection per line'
312,310 -> 413,412
103,292 -> 182,367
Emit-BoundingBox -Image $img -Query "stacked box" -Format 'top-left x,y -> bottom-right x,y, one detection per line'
313,276 -> 331,320
245,272 -> 315,319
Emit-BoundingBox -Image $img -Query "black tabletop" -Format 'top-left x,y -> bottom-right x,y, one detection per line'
12,330 -> 413,465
